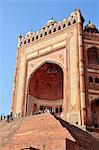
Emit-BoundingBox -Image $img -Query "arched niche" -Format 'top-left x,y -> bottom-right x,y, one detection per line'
26,62 -> 64,116
91,99 -> 99,128
87,47 -> 99,65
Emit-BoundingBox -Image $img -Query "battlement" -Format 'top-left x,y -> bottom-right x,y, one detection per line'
18,9 -> 83,48
84,31 -> 99,41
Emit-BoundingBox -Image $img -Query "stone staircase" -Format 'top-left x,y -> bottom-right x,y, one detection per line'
0,121 -> 7,129
87,127 -> 99,141
0,118 -> 23,148
54,115 -> 99,150
0,113 -> 69,150
1,113 -> 99,150
91,132 -> 99,140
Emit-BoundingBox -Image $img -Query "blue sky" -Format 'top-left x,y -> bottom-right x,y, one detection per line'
0,0 -> 99,115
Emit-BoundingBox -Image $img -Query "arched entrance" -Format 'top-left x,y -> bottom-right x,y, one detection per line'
91,99 -> 99,128
26,62 -> 63,116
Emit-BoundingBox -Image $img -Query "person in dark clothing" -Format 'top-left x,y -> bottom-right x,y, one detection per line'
10,112 -> 13,117
6,115 -> 10,122
0,115 -> 2,120
4,115 -> 6,120
10,112 -> 13,120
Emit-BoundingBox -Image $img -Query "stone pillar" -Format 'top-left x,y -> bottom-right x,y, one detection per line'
52,107 -> 56,114
26,93 -> 29,115
78,23 -> 86,125
37,104 -> 40,111
12,49 -> 19,114
14,52 -> 26,116
62,39 -> 68,120
67,31 -> 81,125
62,70 -> 67,119
27,94 -> 34,115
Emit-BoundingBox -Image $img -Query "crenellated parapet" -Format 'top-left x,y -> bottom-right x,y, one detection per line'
18,9 -> 84,48
84,31 -> 99,41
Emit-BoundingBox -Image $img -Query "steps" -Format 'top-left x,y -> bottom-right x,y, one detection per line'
91,132 -> 99,140
0,121 -> 7,129
0,113 -> 68,150
1,113 -> 99,150
0,118 -> 23,148
87,127 -> 99,141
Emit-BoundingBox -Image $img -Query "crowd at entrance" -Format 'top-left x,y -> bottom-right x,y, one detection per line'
0,106 -> 62,123
32,106 -> 62,116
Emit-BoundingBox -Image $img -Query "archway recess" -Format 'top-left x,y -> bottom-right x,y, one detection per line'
91,99 -> 99,128
26,62 -> 63,115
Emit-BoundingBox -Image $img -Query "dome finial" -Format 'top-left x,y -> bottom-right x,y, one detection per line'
89,20 -> 91,24
51,16 -> 54,20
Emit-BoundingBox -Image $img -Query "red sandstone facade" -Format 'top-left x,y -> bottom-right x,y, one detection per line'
12,9 -> 99,129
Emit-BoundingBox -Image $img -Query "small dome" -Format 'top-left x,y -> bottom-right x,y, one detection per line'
85,21 -> 96,29
43,17 -> 57,29
47,19 -> 55,24
84,21 -> 98,33
26,31 -> 33,36
88,23 -> 96,29
47,17 -> 56,24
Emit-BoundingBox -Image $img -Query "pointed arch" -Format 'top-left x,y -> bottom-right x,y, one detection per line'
25,60 -> 64,116
91,98 -> 99,127
87,46 -> 99,65
27,60 -> 64,92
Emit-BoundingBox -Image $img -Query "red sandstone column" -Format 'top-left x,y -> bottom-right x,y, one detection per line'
77,9 -> 86,125
11,49 -> 19,114
37,104 -> 40,111
26,93 -> 30,116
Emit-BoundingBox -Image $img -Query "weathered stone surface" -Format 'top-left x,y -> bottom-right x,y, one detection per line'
0,113 -> 99,150
0,114 -> 68,150
11,9 -> 99,148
